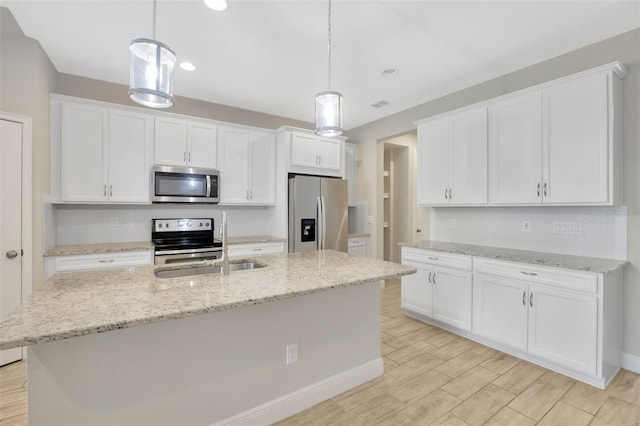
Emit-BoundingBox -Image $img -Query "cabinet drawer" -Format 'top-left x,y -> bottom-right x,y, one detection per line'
401,247 -> 472,271
54,251 -> 153,273
474,258 -> 598,294
348,238 -> 366,247
228,241 -> 285,259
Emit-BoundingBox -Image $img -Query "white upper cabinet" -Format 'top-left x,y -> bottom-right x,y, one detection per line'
345,143 -> 358,206
154,117 -> 217,169
542,72 -> 609,204
490,91 -> 543,204
488,62 -> 625,206
417,106 -> 488,205
107,110 -> 153,203
59,102 -> 152,203
218,127 -> 275,205
284,128 -> 345,177
60,102 -> 108,202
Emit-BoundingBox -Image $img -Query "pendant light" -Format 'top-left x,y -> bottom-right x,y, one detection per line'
129,0 -> 176,108
315,0 -> 343,137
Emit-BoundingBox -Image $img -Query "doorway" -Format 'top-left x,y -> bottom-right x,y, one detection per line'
0,114 -> 33,366
380,133 -> 418,263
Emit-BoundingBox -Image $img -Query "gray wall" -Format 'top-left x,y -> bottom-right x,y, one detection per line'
347,29 -> 640,361
0,8 -> 58,289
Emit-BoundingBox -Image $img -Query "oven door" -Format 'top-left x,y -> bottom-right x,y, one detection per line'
155,250 -> 222,265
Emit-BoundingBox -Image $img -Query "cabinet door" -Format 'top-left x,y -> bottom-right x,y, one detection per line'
108,110 -> 153,203
290,132 -> 318,168
401,261 -> 433,317
316,137 -> 342,171
528,284 -> 598,376
542,73 -> 609,204
248,132 -> 275,205
345,143 -> 357,206
417,119 -> 450,205
449,107 -> 488,205
432,266 -> 472,330
473,273 -> 528,351
490,92 -> 543,204
60,103 -> 108,202
154,117 -> 188,166
187,122 -> 217,169
218,127 -> 250,204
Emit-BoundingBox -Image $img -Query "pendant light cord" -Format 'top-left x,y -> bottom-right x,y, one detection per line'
152,0 -> 157,40
327,0 -> 332,90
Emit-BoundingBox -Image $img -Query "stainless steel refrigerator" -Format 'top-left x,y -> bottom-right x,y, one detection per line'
288,175 -> 348,253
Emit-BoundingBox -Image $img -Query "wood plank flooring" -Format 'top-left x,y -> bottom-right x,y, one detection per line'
1,279 -> 639,425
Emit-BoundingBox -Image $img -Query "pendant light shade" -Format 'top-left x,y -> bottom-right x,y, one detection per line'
315,0 -> 343,137
315,90 -> 343,137
129,1 -> 175,108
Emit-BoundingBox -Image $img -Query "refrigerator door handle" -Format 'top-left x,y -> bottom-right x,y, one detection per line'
316,196 -> 323,250
321,196 -> 327,250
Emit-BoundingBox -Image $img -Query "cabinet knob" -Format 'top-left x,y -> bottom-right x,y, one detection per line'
5,250 -> 18,259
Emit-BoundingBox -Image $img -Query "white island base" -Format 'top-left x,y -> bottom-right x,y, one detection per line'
27,282 -> 382,425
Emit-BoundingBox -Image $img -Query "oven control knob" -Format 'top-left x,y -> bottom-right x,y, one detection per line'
188,220 -> 192,227
166,223 -> 170,228
158,223 -> 163,228
206,223 -> 210,227
199,222 -> 203,227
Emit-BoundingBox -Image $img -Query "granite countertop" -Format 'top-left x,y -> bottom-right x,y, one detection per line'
401,240 -> 627,273
348,233 -> 370,238
0,250 -> 415,350
44,236 -> 286,257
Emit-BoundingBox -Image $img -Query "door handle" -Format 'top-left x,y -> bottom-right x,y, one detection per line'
5,250 -> 18,259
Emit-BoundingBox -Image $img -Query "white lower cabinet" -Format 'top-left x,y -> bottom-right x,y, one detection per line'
44,251 -> 153,279
347,236 -> 368,257
401,248 -> 472,331
227,241 -> 285,260
404,247 -> 621,388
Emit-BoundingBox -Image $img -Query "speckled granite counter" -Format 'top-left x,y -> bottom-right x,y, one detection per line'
348,233 -> 370,238
44,241 -> 155,257
226,235 -> 286,244
401,240 -> 627,273
0,250 -> 415,350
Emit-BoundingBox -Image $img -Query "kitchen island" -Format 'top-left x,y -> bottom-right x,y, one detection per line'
0,250 -> 415,425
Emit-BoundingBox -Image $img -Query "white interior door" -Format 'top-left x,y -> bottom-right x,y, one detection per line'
0,119 -> 23,366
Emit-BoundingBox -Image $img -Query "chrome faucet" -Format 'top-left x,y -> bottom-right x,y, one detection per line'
219,211 -> 229,275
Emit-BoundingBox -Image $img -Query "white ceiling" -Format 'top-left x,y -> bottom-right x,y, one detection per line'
3,1 -> 639,130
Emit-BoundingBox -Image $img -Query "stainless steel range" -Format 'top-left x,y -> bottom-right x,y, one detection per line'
152,218 -> 222,265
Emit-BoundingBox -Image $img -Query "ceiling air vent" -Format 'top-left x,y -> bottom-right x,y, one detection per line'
371,99 -> 390,108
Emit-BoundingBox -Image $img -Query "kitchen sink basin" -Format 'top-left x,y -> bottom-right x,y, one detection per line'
154,260 -> 266,279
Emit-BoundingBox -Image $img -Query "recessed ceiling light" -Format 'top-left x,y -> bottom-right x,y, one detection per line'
204,0 -> 227,11
179,62 -> 197,71
381,68 -> 399,77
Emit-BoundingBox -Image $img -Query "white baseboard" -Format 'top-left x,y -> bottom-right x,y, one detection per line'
622,352 -> 640,374
215,358 -> 384,426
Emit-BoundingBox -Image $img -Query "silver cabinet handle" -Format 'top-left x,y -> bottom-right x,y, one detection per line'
444,188 -> 448,200
428,256 -> 439,261
520,271 -> 538,276
428,272 -> 432,284
184,152 -> 186,162
249,190 -> 253,200
448,188 -> 452,199
109,185 -> 113,197
537,183 -> 540,197
6,250 -> 18,259
543,182 -> 548,197
189,152 -> 191,163
98,259 -> 115,263
252,248 -> 263,252
433,273 -> 436,284
522,291 -> 526,306
103,184 -> 107,196
529,292 -> 533,308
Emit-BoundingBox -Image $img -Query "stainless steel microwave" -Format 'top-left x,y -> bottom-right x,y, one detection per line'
151,165 -> 219,204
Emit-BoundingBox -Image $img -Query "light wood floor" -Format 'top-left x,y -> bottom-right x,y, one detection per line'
1,279 -> 639,425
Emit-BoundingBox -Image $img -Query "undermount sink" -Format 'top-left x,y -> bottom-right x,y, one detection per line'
154,260 -> 266,279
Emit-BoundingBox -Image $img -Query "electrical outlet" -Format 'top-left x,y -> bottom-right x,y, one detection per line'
110,217 -> 118,226
286,343 -> 298,365
522,220 -> 531,232
449,219 -> 457,229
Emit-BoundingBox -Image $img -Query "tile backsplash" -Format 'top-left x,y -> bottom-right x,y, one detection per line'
50,204 -> 279,247
430,206 -> 627,260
